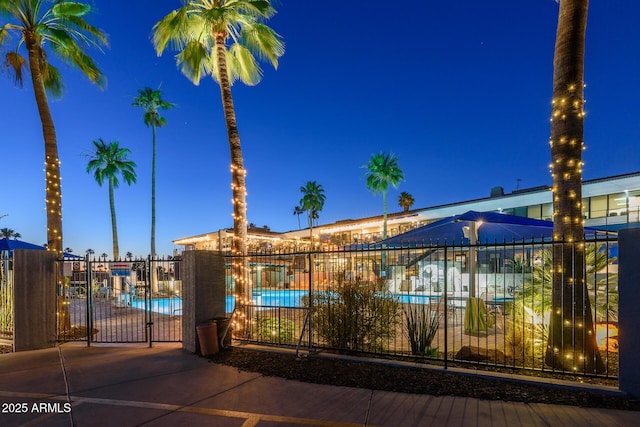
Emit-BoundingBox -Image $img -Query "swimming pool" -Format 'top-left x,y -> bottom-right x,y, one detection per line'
135,291 -> 441,315
131,297 -> 182,315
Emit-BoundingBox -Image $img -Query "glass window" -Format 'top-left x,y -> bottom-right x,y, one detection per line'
527,205 -> 542,219
628,190 -> 640,221
590,195 -> 607,218
608,192 -> 627,216
541,203 -> 553,221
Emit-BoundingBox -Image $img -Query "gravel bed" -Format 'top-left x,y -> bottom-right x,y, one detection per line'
208,346 -> 640,411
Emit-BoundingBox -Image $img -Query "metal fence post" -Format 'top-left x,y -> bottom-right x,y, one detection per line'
86,254 -> 92,347
147,255 -> 153,348
308,251 -> 314,352
443,246 -> 448,370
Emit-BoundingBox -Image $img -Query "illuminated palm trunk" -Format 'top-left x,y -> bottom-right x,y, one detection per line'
26,33 -> 68,331
546,0 -> 602,373
26,35 -> 63,257
215,33 -> 250,305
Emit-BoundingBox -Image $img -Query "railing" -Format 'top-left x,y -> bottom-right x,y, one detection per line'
225,236 -> 619,379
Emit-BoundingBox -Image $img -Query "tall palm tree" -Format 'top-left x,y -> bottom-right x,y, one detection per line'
546,0 -> 601,373
293,205 -> 304,230
132,87 -> 174,258
0,0 -> 107,256
153,0 -> 284,301
363,152 -> 405,241
86,139 -> 137,260
398,192 -> 415,213
299,181 -> 326,249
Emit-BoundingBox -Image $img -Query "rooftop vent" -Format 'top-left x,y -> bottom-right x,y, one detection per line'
490,186 -> 505,197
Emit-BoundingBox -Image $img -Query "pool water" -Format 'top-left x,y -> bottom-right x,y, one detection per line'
135,290 -> 439,315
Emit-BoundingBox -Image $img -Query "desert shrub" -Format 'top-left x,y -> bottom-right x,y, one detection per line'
312,277 -> 401,353
255,315 -> 296,345
404,302 -> 440,357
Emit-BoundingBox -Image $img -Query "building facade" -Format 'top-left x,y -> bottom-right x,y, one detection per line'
174,171 -> 640,252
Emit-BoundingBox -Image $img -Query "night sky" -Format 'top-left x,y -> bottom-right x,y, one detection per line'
1,1 -> 638,257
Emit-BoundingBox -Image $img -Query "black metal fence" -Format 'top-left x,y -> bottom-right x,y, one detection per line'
59,256 -> 182,345
226,236 -> 619,378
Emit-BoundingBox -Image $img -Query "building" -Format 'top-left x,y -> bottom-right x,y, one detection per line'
173,171 -> 640,252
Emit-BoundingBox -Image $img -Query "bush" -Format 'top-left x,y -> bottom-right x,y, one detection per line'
255,315 -> 296,345
312,277 -> 401,353
404,303 -> 440,357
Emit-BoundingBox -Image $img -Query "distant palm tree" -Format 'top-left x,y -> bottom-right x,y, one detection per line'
125,252 -> 133,261
299,181 -> 326,248
0,0 -> 107,256
100,253 -> 108,262
0,228 -> 19,239
132,87 -> 174,257
153,0 -> 285,302
398,192 -> 415,212
86,139 -> 137,260
293,206 -> 304,230
363,152 -> 405,241
86,248 -> 95,257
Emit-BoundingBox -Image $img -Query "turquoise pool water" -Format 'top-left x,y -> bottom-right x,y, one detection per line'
131,297 -> 182,315
135,291 -> 439,315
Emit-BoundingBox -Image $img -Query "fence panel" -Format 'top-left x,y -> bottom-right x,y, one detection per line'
59,256 -> 182,344
225,236 -> 618,378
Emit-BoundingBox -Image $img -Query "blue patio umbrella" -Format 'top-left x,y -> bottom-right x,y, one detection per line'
0,238 -> 79,257
381,211 -> 612,246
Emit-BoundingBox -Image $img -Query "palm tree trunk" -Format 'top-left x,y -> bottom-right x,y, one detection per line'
151,125 -> 157,257
545,0 -> 602,373
214,33 -> 250,304
109,177 -> 120,260
25,35 -> 63,256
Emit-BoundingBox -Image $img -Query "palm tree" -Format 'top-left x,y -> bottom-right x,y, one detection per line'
0,228 -> 19,239
0,0 -> 107,256
398,192 -> 415,213
86,139 -> 137,260
125,252 -> 133,261
363,152 -> 405,241
545,0 -> 601,373
299,181 -> 326,249
132,87 -> 174,257
293,206 -> 304,230
153,0 -> 284,301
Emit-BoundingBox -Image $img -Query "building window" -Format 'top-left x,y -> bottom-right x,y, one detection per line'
590,195 -> 607,218
527,205 -> 542,220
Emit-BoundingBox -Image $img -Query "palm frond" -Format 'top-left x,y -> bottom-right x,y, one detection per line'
4,51 -> 26,86
228,42 -> 261,85
240,23 -> 283,68
176,39 -> 209,85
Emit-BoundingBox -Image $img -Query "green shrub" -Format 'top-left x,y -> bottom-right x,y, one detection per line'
255,315 -> 295,345
312,277 -> 401,353
404,303 -> 440,357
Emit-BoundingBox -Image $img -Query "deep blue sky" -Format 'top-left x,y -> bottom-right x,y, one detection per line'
1,1 -> 638,257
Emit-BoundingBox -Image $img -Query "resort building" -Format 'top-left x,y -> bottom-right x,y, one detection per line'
173,171 -> 640,252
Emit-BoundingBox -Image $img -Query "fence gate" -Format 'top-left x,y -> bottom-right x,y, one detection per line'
60,257 -> 182,344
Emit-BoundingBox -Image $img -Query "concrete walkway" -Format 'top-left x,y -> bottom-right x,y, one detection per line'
0,342 -> 637,426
